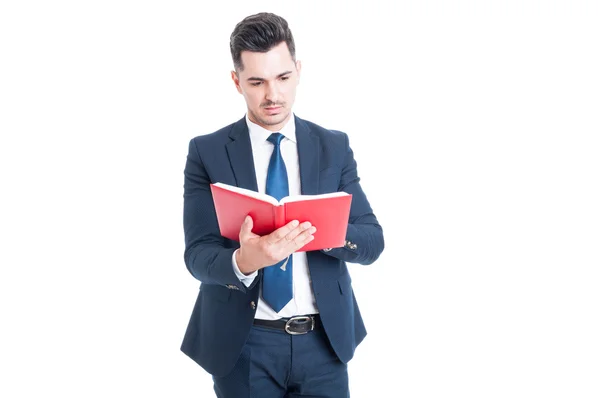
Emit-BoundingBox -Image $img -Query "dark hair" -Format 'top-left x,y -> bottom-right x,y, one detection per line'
230,12 -> 296,71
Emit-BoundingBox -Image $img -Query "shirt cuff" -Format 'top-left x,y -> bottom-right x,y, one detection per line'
232,249 -> 258,287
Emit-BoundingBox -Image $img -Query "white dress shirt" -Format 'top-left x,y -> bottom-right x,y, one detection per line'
231,114 -> 319,320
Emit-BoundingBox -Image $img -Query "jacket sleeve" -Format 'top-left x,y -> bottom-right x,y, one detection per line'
182,138 -> 252,292
321,133 -> 385,264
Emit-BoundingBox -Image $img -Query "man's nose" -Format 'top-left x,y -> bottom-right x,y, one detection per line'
264,82 -> 280,103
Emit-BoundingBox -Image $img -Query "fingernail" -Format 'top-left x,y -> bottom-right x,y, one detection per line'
292,220 -> 299,227
310,227 -> 317,234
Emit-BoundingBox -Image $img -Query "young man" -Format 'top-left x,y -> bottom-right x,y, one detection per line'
181,12 -> 384,397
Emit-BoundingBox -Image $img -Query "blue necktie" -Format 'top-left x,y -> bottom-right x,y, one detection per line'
262,133 -> 293,313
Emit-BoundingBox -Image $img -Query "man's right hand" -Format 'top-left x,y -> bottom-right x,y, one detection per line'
235,216 -> 316,275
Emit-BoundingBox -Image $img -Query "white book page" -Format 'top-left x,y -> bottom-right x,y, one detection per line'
213,182 -> 279,206
280,191 -> 349,204
214,183 -> 349,205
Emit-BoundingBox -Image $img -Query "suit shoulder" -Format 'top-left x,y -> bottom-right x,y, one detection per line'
189,120 -> 239,146
299,118 -> 346,137
296,117 -> 350,147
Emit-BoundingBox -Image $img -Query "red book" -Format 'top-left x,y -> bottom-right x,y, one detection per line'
210,182 -> 352,252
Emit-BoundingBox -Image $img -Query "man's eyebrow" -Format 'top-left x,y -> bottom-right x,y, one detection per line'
247,71 -> 293,81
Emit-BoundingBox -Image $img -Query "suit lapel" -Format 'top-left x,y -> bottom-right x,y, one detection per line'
225,118 -> 259,191
295,116 -> 325,276
295,116 -> 320,195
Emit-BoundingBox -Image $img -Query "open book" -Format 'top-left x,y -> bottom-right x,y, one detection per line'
210,182 -> 352,252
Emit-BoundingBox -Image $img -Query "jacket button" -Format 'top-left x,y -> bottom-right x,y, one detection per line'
250,301 -> 256,310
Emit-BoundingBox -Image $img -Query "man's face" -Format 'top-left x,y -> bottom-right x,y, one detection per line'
231,42 -> 301,132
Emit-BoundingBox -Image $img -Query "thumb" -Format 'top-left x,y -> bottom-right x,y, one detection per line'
239,215 -> 253,239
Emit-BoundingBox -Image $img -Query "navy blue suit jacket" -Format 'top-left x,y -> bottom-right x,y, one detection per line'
181,115 -> 384,377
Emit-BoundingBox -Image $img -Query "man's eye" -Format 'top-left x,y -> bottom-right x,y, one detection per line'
280,76 -> 289,81
250,82 -> 262,86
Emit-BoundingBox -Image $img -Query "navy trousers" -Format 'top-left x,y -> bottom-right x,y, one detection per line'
213,324 -> 349,398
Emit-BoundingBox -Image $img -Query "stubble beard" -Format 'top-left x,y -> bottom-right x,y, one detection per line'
250,107 -> 291,130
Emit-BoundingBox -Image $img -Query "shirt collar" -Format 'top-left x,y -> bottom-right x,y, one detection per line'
245,113 -> 296,144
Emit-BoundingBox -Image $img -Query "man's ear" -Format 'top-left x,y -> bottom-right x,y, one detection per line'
231,70 -> 243,94
295,60 -> 302,82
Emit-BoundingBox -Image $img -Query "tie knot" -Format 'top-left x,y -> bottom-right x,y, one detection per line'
267,132 -> 285,146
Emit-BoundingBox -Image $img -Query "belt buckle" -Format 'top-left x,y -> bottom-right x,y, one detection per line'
284,315 -> 314,335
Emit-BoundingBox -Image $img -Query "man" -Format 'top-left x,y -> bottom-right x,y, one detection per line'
181,12 -> 384,397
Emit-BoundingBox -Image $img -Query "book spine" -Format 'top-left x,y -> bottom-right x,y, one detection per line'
274,205 -> 286,229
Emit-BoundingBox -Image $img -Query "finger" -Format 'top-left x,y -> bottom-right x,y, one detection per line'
280,224 -> 316,251
270,224 -> 315,259
266,219 -> 300,244
280,221 -> 313,244
289,227 -> 316,251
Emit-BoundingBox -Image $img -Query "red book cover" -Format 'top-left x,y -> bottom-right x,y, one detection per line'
210,182 -> 352,252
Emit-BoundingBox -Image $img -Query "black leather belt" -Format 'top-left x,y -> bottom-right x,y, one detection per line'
254,314 -> 321,335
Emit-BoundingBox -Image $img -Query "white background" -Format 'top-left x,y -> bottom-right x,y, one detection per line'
1,1 -> 599,397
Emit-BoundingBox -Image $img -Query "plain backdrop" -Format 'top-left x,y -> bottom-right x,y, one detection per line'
1,1 -> 599,397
